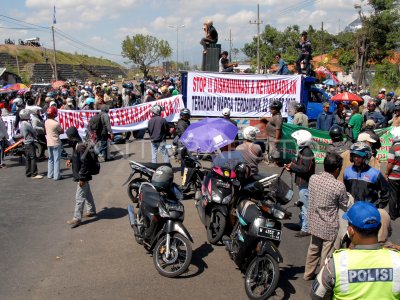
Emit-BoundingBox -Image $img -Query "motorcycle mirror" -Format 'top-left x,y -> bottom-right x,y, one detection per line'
294,201 -> 304,208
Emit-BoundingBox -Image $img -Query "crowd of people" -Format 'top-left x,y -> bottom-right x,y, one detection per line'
1,73 -> 400,297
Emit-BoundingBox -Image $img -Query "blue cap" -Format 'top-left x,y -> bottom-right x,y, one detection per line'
343,201 -> 381,229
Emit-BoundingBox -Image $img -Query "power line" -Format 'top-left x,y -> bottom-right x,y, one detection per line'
0,14 -> 49,29
55,28 -> 122,57
0,26 -> 49,31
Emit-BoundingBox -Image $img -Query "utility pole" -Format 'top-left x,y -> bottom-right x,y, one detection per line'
51,25 -> 58,81
321,21 -> 324,56
225,29 -> 233,61
15,49 -> 20,76
249,4 -> 263,74
168,25 -> 185,72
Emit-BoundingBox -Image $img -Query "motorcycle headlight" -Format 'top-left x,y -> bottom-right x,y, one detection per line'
271,207 -> 285,220
159,205 -> 169,218
212,191 -> 221,203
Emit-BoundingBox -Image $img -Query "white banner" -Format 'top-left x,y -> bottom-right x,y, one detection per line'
58,95 -> 184,137
2,115 -> 16,139
186,72 -> 302,118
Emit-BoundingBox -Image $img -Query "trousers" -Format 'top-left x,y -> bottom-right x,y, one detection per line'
47,145 -> 61,180
73,182 -> 96,221
304,235 -> 335,280
25,142 -> 38,177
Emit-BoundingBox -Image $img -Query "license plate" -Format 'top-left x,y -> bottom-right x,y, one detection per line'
257,227 -> 281,241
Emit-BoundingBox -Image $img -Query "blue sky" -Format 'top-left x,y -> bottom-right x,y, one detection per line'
0,0 -> 360,67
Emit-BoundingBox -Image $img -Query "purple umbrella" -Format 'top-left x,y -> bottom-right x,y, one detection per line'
180,118 -> 238,153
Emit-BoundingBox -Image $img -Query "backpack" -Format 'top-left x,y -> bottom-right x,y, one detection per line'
88,113 -> 103,137
81,142 -> 101,176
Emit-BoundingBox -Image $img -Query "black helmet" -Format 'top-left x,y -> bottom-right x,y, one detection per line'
180,108 -> 191,117
350,142 -> 372,162
235,163 -> 251,181
269,100 -> 282,111
296,103 -> 306,112
329,125 -> 343,141
151,166 -> 173,190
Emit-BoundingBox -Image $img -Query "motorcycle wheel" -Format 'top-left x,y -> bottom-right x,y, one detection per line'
133,209 -> 144,245
206,211 -> 226,245
153,233 -> 192,278
244,254 -> 280,300
127,178 -> 148,203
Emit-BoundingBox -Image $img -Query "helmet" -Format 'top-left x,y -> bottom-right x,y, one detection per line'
180,108 -> 190,117
391,127 -> 400,140
243,126 -> 260,141
329,125 -> 343,141
388,91 -> 395,97
126,82 -> 133,89
13,97 -> 23,106
151,166 -> 173,190
46,92 -> 54,98
150,104 -> 162,115
85,97 -> 95,105
235,163 -> 251,181
291,129 -> 312,147
374,98 -> 382,106
19,108 -> 31,120
350,142 -> 372,160
111,86 -> 118,92
269,100 -> 283,111
46,106 -> 58,119
222,107 -> 231,117
295,103 -> 306,112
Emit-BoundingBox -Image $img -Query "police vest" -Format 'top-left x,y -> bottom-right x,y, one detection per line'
333,248 -> 400,300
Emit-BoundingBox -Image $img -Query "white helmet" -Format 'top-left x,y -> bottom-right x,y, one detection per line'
13,97 -> 23,106
222,107 -> 231,117
150,104 -> 162,115
391,127 -> 400,140
19,108 -> 31,120
243,126 -> 260,141
291,129 -> 312,147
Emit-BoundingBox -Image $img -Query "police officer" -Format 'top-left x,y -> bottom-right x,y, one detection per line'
311,201 -> 400,299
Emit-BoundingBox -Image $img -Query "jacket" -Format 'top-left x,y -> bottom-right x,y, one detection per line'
290,146 -> 315,188
343,165 -> 389,208
175,119 -> 190,137
148,115 -> 168,143
71,141 -> 92,182
316,111 -> 335,131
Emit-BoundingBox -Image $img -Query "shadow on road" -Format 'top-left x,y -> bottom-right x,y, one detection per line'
180,242 -> 214,279
283,223 -> 301,232
276,264 -> 305,300
81,207 -> 128,225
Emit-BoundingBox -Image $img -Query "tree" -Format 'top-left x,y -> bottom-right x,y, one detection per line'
121,34 -> 172,78
353,0 -> 400,85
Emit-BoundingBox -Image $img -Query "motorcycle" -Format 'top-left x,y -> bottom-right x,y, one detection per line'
223,173 -> 298,300
197,151 -> 243,244
123,160 -> 172,203
127,181 -> 193,278
4,137 -> 46,161
178,147 -> 205,197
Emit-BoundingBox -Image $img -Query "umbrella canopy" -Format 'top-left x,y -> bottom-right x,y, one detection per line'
331,92 -> 363,102
6,83 -> 28,91
180,118 -> 238,153
52,80 -> 66,89
323,79 -> 337,86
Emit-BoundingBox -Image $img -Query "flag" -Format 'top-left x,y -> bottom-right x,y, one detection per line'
53,5 -> 56,24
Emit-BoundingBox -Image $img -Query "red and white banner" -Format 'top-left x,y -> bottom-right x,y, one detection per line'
186,72 -> 302,118
58,95 -> 184,136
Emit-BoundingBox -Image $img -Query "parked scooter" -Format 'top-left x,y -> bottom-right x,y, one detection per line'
123,160 -> 171,203
197,151 -> 244,244
127,166 -> 193,278
4,136 -> 46,161
178,147 -> 205,197
223,173 -> 298,300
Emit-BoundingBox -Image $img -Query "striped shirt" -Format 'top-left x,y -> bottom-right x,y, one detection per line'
388,141 -> 400,180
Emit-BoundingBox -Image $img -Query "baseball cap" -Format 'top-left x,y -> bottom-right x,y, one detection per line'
357,132 -> 377,143
323,102 -> 330,108
365,119 -> 376,127
351,101 -> 359,107
343,201 -> 381,229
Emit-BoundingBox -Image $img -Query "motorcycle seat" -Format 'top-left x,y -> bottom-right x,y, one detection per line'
140,162 -> 172,171
140,185 -> 160,208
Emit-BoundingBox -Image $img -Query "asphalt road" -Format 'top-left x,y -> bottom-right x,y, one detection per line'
1,139 -> 399,300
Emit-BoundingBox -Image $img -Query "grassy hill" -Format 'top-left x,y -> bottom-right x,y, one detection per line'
0,44 -> 122,67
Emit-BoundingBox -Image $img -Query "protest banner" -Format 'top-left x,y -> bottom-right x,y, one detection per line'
2,115 -> 16,139
279,123 -> 393,163
57,95 -> 184,137
186,72 -> 302,118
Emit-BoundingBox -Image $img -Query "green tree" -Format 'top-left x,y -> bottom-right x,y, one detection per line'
353,0 -> 400,85
121,34 -> 172,78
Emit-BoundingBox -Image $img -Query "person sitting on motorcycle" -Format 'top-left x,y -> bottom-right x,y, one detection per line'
174,108 -> 191,178
327,124 -> 352,155
236,126 -> 264,176
343,142 -> 389,209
